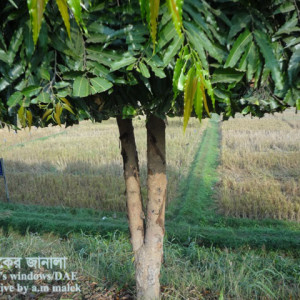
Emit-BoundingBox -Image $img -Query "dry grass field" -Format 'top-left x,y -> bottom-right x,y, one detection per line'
217,109 -> 300,221
0,117 -> 208,211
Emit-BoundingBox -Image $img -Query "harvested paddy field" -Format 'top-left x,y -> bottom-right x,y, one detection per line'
0,117 -> 208,210
217,109 -> 300,221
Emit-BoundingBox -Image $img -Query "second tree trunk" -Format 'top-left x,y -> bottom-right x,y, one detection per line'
135,115 -> 167,300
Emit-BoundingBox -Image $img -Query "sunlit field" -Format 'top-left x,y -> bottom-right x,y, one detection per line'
1,112 -> 300,299
217,109 -> 300,221
0,117 -> 208,211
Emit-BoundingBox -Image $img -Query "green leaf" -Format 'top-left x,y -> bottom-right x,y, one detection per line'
62,103 -> 75,114
185,31 -> 208,70
86,33 -> 107,44
194,65 -> 205,121
184,22 -> 224,63
275,26 -> 300,37
156,21 -> 177,51
54,110 -> 61,126
163,35 -> 184,66
228,13 -> 251,41
7,91 -> 23,107
9,64 -> 24,81
212,68 -> 244,84
38,22 -> 48,49
42,109 -> 53,120
87,47 -> 123,61
184,4 -> 209,34
73,77 -> 90,97
89,77 -> 113,94
27,0 -> 49,45
284,37 -> 300,49
110,56 -> 137,71
54,81 -> 70,89
241,106 -> 250,115
246,42 -> 258,82
194,81 -> 203,122
18,106 -> 26,127
0,50 -> 8,64
238,42 -> 252,71
65,27 -> 84,59
56,0 -> 71,38
139,62 -> 151,78
24,21 -> 35,59
275,16 -> 298,36
146,61 -> 166,78
39,68 -> 50,81
254,30 -> 284,90
0,78 -> 10,92
139,0 -> 147,20
269,98 -> 280,110
22,86 -> 42,97
123,105 -> 136,117
87,54 -> 112,68
202,70 -> 215,110
0,79 -> 10,92
36,92 -> 51,103
57,88 -> 71,98
254,60 -> 263,89
8,0 -> 18,8
60,97 -> 72,107
7,27 -> 23,65
183,66 -> 197,131
167,0 -> 183,36
26,110 -> 33,129
225,29 -> 252,68
87,23 -> 114,35
178,62 -> 187,91
172,57 -> 184,94
67,0 -> 82,28
150,0 -> 161,49
288,48 -> 300,87
274,2 -> 295,14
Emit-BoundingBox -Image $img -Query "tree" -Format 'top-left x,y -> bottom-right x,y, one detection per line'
0,0 -> 299,299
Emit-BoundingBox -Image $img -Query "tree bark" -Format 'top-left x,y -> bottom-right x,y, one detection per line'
117,117 -> 144,252
135,115 -> 167,300
117,115 -> 166,300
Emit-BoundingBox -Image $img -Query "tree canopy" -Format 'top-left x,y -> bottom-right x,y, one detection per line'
0,0 -> 299,130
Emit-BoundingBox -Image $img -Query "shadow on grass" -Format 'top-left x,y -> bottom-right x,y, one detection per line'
0,118 -> 299,252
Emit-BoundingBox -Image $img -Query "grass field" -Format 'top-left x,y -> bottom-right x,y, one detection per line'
217,109 -> 300,221
0,231 -> 299,300
0,117 -> 208,210
0,111 -> 300,299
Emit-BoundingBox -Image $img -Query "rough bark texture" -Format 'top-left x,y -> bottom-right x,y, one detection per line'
117,117 -> 144,252
135,115 -> 167,300
117,115 -> 166,300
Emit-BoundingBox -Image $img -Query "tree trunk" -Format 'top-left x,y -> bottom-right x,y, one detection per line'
116,117 -> 144,252
117,115 -> 166,300
135,115 -> 167,300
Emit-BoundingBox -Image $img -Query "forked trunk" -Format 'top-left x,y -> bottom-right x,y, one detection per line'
117,115 -> 166,300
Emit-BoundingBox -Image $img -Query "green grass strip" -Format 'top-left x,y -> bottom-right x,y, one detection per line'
0,116 -> 299,251
0,203 -> 299,252
167,114 -> 220,225
167,115 -> 300,231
